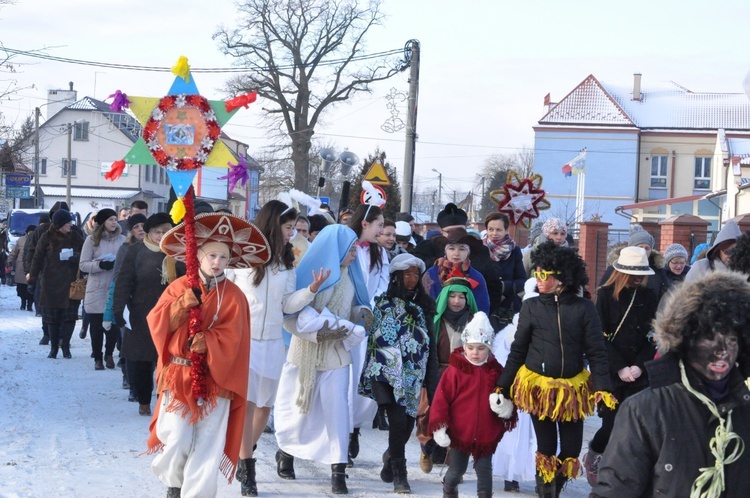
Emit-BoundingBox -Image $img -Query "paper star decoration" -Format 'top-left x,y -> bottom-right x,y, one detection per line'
490,171 -> 551,228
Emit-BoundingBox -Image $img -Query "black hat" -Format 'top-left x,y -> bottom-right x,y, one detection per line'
432,227 -> 484,256
127,213 -> 148,230
49,201 -> 70,218
436,203 -> 468,228
395,212 -> 415,223
143,213 -> 174,233
95,208 -> 118,226
308,214 -> 330,234
52,209 -> 74,229
26,224 -> 37,234
194,200 -> 215,215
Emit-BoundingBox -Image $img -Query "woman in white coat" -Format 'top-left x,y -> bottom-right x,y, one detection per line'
226,200 -> 329,497
346,203 -> 388,463
79,208 -> 125,370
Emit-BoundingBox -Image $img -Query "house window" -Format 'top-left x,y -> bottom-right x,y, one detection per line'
694,157 -> 711,190
650,156 -> 668,188
159,167 -> 165,184
73,122 -> 89,141
40,158 -> 47,176
145,164 -> 150,182
152,165 -> 157,184
61,158 -> 77,177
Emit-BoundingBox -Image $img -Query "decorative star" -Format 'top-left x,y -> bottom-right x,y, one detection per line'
490,171 -> 551,228
176,110 -> 188,121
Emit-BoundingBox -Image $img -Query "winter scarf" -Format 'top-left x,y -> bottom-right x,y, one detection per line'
144,236 -> 178,285
483,233 -> 516,262
434,257 -> 472,284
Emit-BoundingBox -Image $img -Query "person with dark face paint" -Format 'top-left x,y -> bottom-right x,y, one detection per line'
591,271 -> 750,498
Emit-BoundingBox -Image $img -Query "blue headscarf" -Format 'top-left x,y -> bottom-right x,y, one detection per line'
296,224 -> 370,307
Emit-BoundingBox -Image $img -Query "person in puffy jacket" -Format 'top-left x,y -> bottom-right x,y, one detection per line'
497,240 -> 614,497
591,271 -> 750,498
79,209 -> 125,370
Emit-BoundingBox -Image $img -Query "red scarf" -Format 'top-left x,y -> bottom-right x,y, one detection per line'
435,257 -> 472,284
483,233 -> 516,262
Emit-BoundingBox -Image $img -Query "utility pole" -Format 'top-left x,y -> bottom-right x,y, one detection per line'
431,168 -> 442,210
400,40 -> 420,213
66,123 -> 72,208
479,177 -> 486,219
430,190 -> 436,222
34,107 -> 40,208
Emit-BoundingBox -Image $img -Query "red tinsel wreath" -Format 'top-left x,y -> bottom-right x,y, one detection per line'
490,171 -> 551,228
143,94 -> 219,171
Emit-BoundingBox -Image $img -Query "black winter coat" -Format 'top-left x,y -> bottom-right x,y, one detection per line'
471,245 -> 526,315
28,226 -> 84,309
599,261 -> 670,304
498,291 -> 611,392
591,353 -> 750,498
113,241 -> 185,362
596,285 -> 657,396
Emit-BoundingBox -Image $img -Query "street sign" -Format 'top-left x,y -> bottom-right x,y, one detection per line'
360,185 -> 386,206
364,161 -> 391,186
6,187 -> 31,199
5,173 -> 32,186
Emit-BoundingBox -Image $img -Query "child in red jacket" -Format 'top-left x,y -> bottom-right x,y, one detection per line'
429,312 -> 517,498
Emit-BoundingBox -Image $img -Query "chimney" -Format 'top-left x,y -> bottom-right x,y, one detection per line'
633,73 -> 642,101
46,82 -> 78,120
69,81 -> 74,91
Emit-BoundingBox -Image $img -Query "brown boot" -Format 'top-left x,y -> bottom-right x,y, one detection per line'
442,481 -> 458,498
105,354 -> 115,369
139,404 -> 152,416
95,359 -> 105,370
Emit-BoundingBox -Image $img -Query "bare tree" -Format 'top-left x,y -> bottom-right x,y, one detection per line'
214,0 -> 406,192
475,147 -> 535,220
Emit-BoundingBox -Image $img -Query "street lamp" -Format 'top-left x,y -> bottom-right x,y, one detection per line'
431,168 -> 442,209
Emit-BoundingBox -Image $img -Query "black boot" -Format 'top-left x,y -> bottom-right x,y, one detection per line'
554,475 -> 568,498
391,457 -> 411,493
60,321 -> 74,358
275,449 -> 295,479
442,481 -> 458,498
47,323 -> 60,358
166,487 -> 180,498
373,406 -> 389,430
331,463 -> 348,494
535,475 -> 556,498
239,457 -> 257,497
380,449 -> 393,483
477,491 -> 493,498
348,428 -> 360,459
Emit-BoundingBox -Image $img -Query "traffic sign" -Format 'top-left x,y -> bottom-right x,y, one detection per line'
360,185 -> 386,206
364,161 -> 391,186
5,173 -> 32,186
6,186 -> 31,198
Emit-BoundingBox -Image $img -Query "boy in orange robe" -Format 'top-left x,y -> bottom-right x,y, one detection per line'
146,213 -> 271,498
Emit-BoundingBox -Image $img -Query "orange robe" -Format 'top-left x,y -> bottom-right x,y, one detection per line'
146,275 -> 250,481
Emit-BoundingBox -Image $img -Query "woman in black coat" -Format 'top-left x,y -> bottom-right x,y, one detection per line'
112,213 -> 184,416
496,241 -> 613,497
28,209 -> 84,359
585,247 -> 657,485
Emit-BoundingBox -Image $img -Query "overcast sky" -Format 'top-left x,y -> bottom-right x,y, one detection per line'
2,0 -> 750,199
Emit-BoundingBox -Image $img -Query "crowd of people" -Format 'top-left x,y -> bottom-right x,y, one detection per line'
8,197 -> 750,498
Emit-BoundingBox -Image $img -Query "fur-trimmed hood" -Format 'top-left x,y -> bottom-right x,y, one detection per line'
653,271 -> 750,356
606,244 -> 664,269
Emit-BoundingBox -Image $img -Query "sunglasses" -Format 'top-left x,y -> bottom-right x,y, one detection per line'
532,270 -> 560,281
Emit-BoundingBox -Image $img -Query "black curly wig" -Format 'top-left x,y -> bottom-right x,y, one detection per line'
728,231 -> 750,279
530,240 -> 589,291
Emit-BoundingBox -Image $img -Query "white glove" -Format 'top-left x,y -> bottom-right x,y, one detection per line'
102,321 -> 112,331
489,392 -> 514,419
433,426 -> 451,448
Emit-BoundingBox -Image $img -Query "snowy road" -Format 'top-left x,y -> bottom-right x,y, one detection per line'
0,284 -> 597,497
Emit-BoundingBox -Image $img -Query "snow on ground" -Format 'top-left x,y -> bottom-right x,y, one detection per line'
0,283 -> 598,497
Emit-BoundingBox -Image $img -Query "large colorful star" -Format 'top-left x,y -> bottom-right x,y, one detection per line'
490,171 -> 551,228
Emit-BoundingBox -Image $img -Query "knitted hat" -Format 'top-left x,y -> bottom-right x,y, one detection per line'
628,226 -> 654,249
143,213 -> 174,233
48,201 -> 70,218
529,219 -> 544,245
461,311 -> 494,346
127,213 -> 148,230
613,246 -> 655,275
663,243 -> 689,267
437,203 -> 468,228
95,208 -> 118,226
541,218 -> 567,237
52,209 -> 74,229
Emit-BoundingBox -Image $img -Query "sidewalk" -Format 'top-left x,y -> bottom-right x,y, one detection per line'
0,283 -> 597,497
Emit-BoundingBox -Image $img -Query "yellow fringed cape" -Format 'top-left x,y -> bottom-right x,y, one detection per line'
510,365 -> 616,422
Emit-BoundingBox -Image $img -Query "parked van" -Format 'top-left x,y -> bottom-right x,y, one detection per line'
7,209 -> 48,252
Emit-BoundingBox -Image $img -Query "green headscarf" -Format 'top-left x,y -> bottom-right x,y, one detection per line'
434,283 -> 478,331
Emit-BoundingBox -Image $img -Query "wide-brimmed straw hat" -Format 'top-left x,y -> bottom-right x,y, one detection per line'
613,246 -> 654,276
160,212 -> 271,269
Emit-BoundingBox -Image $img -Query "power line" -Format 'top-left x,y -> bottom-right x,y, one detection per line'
1,46 -> 404,73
